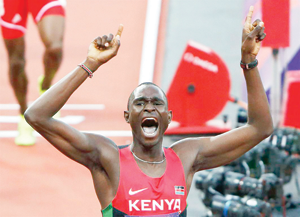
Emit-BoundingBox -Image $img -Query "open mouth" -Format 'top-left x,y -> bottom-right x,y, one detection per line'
141,118 -> 158,136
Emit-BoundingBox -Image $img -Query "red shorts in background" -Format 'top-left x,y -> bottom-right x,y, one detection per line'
0,0 -> 65,39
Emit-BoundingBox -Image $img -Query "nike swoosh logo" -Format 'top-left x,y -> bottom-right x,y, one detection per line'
129,188 -> 148,195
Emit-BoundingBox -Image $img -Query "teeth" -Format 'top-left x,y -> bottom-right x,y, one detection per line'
142,117 -> 157,123
141,117 -> 158,136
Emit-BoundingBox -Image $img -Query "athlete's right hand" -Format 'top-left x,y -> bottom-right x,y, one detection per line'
86,24 -> 123,71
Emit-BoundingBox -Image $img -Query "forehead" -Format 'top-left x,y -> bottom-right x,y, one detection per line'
133,85 -> 165,100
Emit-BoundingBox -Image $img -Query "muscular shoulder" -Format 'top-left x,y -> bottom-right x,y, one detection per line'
170,137 -> 207,154
86,134 -> 121,208
170,137 -> 209,173
84,133 -> 119,170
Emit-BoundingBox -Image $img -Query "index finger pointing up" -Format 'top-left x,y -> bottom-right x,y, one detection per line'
246,6 -> 254,24
116,24 -> 124,37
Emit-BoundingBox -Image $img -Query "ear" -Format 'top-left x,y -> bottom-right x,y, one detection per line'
168,110 -> 173,124
124,111 -> 130,123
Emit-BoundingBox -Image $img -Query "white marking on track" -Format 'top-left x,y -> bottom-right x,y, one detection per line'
0,104 -> 105,110
0,103 -> 131,138
0,130 -> 132,138
0,115 -> 85,124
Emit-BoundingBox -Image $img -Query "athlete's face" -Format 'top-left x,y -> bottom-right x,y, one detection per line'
124,85 -> 172,146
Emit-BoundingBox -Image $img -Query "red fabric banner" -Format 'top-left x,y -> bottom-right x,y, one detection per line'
282,71 -> 300,129
262,0 -> 290,48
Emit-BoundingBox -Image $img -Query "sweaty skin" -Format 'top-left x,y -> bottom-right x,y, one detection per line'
25,6 -> 273,211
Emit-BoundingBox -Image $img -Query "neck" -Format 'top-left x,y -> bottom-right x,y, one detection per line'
131,149 -> 165,164
130,142 -> 164,162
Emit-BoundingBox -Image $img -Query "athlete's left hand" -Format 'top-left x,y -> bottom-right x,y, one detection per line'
241,6 -> 266,61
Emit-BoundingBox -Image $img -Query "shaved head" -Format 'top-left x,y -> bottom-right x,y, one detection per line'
127,82 -> 168,110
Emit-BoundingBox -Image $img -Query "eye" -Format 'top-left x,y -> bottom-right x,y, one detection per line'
136,101 -> 144,106
154,101 -> 164,106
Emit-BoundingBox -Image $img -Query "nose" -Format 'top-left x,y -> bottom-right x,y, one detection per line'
144,102 -> 155,112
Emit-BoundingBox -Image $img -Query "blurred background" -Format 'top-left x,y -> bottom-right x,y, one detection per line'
1,0 -> 300,216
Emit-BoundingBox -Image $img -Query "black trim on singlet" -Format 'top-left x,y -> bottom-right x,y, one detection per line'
180,208 -> 187,217
113,207 -> 127,216
118,144 -> 130,149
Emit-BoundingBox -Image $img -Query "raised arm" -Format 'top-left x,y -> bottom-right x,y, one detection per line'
24,25 -> 124,169
172,7 -> 273,176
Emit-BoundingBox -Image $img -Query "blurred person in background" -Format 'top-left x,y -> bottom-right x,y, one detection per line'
0,0 -> 66,146
24,6 -> 273,216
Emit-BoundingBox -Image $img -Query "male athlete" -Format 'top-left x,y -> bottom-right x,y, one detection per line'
0,0 -> 65,145
25,6 -> 273,216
